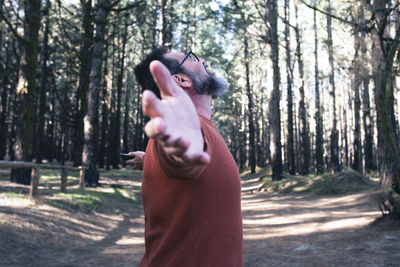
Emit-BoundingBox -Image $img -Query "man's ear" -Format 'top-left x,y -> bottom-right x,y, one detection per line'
172,73 -> 193,89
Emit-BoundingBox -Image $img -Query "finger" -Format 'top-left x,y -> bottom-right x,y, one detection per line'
183,152 -> 211,165
164,137 -> 189,155
128,151 -> 141,158
144,117 -> 167,139
143,90 -> 164,118
149,60 -> 181,97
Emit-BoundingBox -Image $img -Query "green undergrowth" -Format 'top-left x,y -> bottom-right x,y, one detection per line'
47,187 -> 138,214
258,169 -> 379,195
1,168 -> 141,214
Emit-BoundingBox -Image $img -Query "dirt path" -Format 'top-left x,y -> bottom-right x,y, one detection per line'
1,171 -> 400,266
241,176 -> 400,266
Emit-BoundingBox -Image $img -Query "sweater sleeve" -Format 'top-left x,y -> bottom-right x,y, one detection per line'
154,124 -> 212,180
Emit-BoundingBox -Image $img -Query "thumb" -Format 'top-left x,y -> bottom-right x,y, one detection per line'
149,60 -> 181,97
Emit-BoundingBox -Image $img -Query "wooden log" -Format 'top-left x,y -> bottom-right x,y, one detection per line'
30,167 -> 40,197
60,168 -> 68,193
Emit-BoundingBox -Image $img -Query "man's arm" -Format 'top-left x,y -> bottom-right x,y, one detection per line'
142,60 -> 210,166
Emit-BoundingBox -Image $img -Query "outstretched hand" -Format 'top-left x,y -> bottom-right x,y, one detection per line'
142,60 -> 210,165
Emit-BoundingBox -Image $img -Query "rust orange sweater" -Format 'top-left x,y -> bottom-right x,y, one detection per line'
140,116 -> 243,267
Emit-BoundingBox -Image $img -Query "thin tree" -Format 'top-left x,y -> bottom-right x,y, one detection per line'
313,2 -> 324,174
82,0 -> 110,186
351,2 -> 362,172
265,0 -> 282,180
326,0 -> 339,172
73,0 -> 93,166
35,0 -> 51,163
284,0 -> 295,175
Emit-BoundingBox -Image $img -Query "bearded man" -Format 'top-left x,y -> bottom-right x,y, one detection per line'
133,47 -> 243,267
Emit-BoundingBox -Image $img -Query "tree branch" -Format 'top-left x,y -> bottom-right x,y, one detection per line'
109,0 -> 144,12
0,7 -> 25,44
301,0 -> 359,27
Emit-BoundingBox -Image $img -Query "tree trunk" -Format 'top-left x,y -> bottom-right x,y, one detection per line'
122,72 -> 132,164
266,0 -> 282,180
244,33 -> 256,173
294,1 -> 309,175
352,2 -> 363,172
99,42 -> 110,169
73,0 -> 93,166
83,0 -> 110,186
111,19 -> 128,169
313,6 -> 324,174
370,0 -> 400,193
284,0 -> 295,175
10,0 -> 41,184
326,0 -> 340,172
35,0 -> 51,163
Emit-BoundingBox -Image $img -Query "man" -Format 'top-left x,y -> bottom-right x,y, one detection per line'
133,47 -> 243,266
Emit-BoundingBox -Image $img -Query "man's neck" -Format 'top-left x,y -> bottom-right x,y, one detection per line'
190,94 -> 212,119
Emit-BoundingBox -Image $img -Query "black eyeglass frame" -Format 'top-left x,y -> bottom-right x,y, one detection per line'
172,50 -> 199,74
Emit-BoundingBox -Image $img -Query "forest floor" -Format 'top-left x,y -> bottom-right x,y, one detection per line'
0,167 -> 400,266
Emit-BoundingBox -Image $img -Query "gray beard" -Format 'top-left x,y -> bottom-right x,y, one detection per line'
189,72 -> 229,98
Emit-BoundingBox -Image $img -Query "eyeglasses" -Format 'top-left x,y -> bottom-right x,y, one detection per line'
173,50 -> 199,74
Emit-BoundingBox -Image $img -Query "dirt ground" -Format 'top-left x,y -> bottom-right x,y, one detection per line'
1,169 -> 400,266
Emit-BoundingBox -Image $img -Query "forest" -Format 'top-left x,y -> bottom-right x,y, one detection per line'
0,0 -> 399,206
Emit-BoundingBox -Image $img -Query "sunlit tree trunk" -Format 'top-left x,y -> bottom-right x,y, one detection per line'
9,0 -> 41,184
313,5 -> 324,174
326,0 -> 339,172
266,0 -> 282,180
122,72 -> 132,165
352,2 -> 363,172
284,0 -> 295,175
244,36 -> 256,173
73,0 -> 93,166
83,0 -> 110,186
370,0 -> 400,193
35,0 -> 51,163
295,0 -> 310,175
99,42 -> 110,169
110,19 -> 128,169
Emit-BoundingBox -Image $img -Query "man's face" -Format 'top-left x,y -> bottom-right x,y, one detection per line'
165,52 -> 209,77
165,52 -> 229,98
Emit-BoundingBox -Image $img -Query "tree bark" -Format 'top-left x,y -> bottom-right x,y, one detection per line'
82,0 -> 110,186
313,6 -> 324,174
294,1 -> 310,175
352,2 -> 363,172
99,42 -> 110,169
370,0 -> 400,193
244,30 -> 256,173
35,0 -> 51,163
73,0 -> 93,166
9,0 -> 41,184
327,0 -> 339,172
285,0 -> 295,175
122,72 -> 132,165
111,18 -> 128,169
266,0 -> 282,180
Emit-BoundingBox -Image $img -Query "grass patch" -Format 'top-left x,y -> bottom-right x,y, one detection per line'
307,170 -> 376,194
47,186 -> 138,214
260,169 -> 378,195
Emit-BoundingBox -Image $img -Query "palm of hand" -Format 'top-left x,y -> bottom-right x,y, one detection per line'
142,61 -> 210,165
